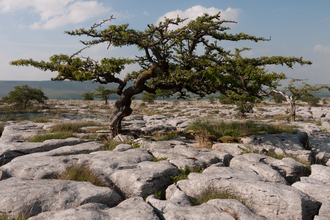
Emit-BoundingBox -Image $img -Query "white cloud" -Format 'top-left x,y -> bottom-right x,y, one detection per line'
0,0 -> 111,29
156,5 -> 241,29
314,44 -> 330,54
143,11 -> 149,16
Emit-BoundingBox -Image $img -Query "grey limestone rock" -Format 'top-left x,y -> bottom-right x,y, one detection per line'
148,143 -> 232,169
29,198 -> 160,220
110,160 -> 178,199
0,177 -> 122,217
177,166 -> 320,220
240,132 -> 311,162
230,153 -> 307,184
292,176 -> 330,203
309,133 -> 330,164
212,143 -> 245,156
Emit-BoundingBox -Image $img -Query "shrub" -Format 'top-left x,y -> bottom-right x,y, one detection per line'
82,92 -> 94,100
141,92 -> 157,103
219,94 -> 235,104
5,84 -> 48,109
272,93 -> 286,104
301,94 -> 320,106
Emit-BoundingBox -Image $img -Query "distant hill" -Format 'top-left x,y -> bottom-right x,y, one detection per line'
1,81 -> 330,100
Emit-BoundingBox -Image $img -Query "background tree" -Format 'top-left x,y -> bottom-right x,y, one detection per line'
82,92 -> 94,100
141,92 -> 157,103
272,93 -> 286,104
5,84 -> 48,109
270,79 -> 330,122
300,93 -> 320,107
10,14 -> 311,139
94,85 -> 116,104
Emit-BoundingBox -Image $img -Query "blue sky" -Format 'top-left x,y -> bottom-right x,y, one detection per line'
1,0 -> 330,85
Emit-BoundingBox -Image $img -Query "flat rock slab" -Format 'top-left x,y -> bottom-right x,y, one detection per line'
292,165 -> 330,203
0,121 -> 43,142
309,132 -> 330,164
177,166 -> 320,220
146,185 -> 266,220
0,147 -> 179,199
292,177 -> 330,203
212,143 -> 245,156
230,153 -> 307,184
110,160 -> 178,199
147,142 -> 232,169
0,137 -> 88,165
240,132 -> 311,162
0,147 -> 153,180
0,177 -> 122,217
29,197 -> 159,220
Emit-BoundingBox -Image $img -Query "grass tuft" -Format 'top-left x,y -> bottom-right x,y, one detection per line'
171,166 -> 203,184
49,121 -> 100,133
54,164 -> 108,187
190,188 -> 244,206
27,132 -> 75,142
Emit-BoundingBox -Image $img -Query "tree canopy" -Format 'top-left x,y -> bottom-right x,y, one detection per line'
10,13 -> 312,138
5,84 -> 48,109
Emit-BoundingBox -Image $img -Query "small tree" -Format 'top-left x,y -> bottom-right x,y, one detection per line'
270,79 -> 330,122
82,92 -> 94,100
94,85 -> 116,104
272,93 -> 286,104
5,84 -> 48,109
141,92 -> 157,103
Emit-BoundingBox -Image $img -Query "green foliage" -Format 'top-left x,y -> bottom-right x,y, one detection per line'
219,94 -> 235,104
0,213 -> 29,220
94,85 -> 116,104
151,157 -> 168,162
27,132 -> 75,142
235,100 -> 254,118
82,91 -> 94,100
185,120 -> 297,141
272,93 -> 286,103
5,85 -> 48,109
99,139 -> 121,151
141,92 -> 157,103
171,166 -> 203,184
152,132 -> 178,141
49,121 -> 99,133
207,95 -> 216,104
301,94 -> 320,106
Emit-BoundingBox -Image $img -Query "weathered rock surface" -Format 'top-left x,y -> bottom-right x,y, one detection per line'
230,153 -> 307,184
309,133 -> 330,164
0,177 -> 122,217
2,100 -> 330,219
147,142 -> 232,169
177,166 -> 320,220
29,197 -> 159,220
240,132 -> 311,162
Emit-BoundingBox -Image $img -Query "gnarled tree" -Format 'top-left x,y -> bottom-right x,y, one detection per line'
10,13 -> 311,138
270,79 -> 330,122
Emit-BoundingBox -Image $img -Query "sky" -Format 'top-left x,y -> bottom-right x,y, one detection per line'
0,0 -> 330,86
